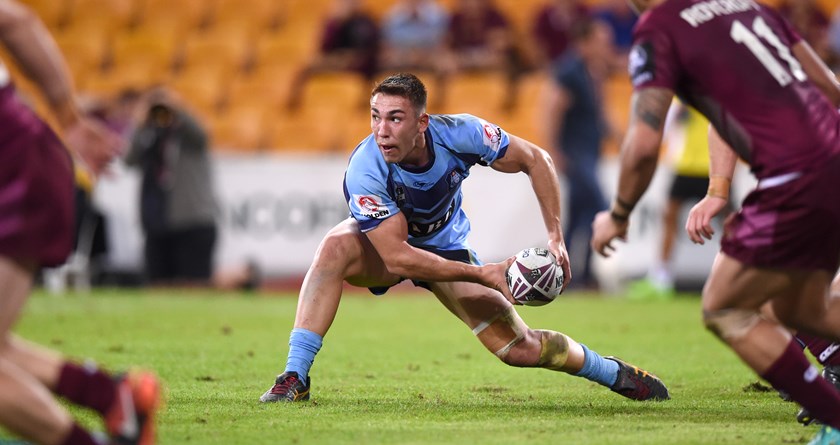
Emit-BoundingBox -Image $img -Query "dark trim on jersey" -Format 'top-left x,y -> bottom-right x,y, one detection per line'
398,128 -> 436,174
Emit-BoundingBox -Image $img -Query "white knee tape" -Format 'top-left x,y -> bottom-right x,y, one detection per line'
704,308 -> 760,341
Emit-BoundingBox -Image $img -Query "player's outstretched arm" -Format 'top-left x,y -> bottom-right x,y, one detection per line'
489,134 -> 571,288
591,87 -> 672,257
685,126 -> 737,244
364,211 -> 509,290
0,0 -> 120,174
792,40 -> 840,107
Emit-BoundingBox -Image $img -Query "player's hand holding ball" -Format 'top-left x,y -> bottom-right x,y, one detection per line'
505,248 -> 565,306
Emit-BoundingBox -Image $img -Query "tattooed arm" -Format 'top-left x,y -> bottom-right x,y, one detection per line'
612,87 -> 673,213
590,87 -> 673,257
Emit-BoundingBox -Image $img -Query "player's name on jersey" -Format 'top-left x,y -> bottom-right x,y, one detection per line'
680,0 -> 759,27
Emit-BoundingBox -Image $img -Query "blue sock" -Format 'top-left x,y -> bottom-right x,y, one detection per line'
284,328 -> 323,382
575,344 -> 619,387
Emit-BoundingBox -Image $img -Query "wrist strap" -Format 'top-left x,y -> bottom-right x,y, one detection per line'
614,197 -> 635,212
707,175 -> 731,200
610,210 -> 629,223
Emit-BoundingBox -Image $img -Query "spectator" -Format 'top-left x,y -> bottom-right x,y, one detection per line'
380,0 -> 449,74
125,88 -> 220,286
445,0 -> 527,109
541,19 -> 616,290
592,0 -> 637,68
286,0 -> 379,110
532,0 -> 591,66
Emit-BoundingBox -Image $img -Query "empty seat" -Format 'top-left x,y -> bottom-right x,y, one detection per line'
228,66 -> 297,111
133,0 -> 212,30
64,0 -> 134,31
167,64 -> 230,117
210,104 -> 269,151
109,30 -> 177,75
213,0 -> 282,32
178,24 -> 254,73
252,33 -> 317,73
22,0 -> 71,29
299,72 -> 369,112
55,28 -> 109,80
440,71 -> 509,122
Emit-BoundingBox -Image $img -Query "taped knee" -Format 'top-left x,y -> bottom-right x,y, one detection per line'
472,307 -> 526,364
703,308 -> 760,341
535,330 -> 570,371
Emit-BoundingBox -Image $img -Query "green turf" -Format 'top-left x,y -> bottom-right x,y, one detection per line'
3,289 -> 820,444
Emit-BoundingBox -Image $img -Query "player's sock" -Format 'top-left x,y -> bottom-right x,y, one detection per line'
55,361 -> 117,417
762,339 -> 840,428
59,422 -> 101,445
574,344 -> 619,387
796,333 -> 840,366
284,328 -> 323,383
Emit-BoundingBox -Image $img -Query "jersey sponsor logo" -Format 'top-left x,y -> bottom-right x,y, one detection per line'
480,120 -> 503,152
820,343 -> 840,363
353,194 -> 391,219
629,42 -> 655,86
679,0 -> 759,28
408,200 -> 456,237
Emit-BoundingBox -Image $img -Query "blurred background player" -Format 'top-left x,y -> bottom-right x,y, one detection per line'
628,103 -> 716,299
0,1 -> 159,444
258,73 -> 669,405
541,18 -> 616,290
589,0 -> 840,443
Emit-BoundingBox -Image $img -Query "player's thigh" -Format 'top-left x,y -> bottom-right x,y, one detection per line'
323,218 -> 401,288
0,257 -> 34,343
429,281 -> 530,352
704,252 -> 831,322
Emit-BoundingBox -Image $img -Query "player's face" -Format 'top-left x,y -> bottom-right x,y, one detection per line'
370,93 -> 429,165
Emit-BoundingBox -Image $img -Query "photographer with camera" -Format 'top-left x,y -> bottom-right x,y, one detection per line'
125,88 -> 219,286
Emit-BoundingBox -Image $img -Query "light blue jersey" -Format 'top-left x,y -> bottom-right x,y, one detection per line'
343,114 -> 510,253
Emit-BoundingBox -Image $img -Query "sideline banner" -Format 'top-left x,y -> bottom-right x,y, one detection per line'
93,153 -> 753,290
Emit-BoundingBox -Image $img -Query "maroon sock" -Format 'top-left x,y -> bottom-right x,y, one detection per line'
796,332 -> 840,366
55,362 -> 117,417
762,339 -> 840,428
60,423 -> 101,445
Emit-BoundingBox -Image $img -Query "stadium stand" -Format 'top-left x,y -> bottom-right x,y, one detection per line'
14,0 -> 839,153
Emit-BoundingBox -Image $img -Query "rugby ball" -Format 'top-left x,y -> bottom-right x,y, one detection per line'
505,248 -> 564,306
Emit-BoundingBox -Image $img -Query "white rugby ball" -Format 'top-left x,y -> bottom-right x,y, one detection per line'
505,247 -> 564,306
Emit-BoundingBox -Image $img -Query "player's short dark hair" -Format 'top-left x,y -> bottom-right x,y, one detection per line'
371,73 -> 427,114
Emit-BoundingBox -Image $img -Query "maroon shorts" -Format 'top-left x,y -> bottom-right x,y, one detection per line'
721,154 -> 840,273
0,85 -> 74,267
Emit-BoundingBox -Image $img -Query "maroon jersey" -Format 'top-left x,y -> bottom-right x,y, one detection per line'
629,0 -> 840,179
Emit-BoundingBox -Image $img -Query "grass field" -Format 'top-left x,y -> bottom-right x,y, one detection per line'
2,289 -> 822,444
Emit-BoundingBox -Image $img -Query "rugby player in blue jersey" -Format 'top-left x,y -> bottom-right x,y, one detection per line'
259,73 -> 669,403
